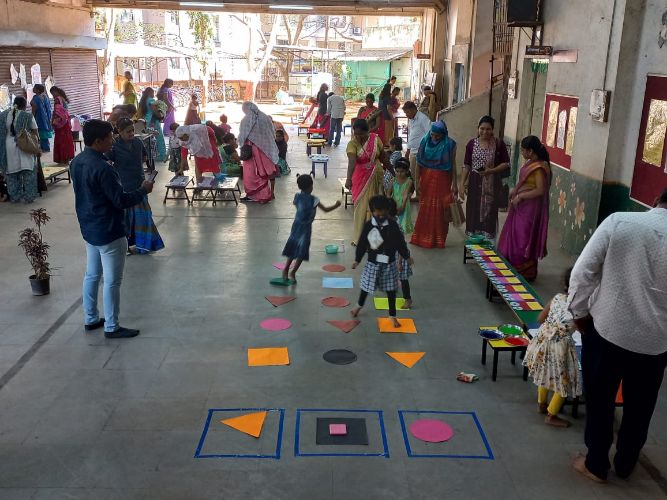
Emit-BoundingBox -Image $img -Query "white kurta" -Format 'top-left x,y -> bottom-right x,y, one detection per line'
4,112 -> 37,174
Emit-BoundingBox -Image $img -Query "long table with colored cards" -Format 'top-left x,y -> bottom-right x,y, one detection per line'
464,243 -> 544,331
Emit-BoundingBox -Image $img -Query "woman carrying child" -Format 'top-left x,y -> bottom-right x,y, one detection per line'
523,268 -> 582,427
280,174 -> 341,284
219,133 -> 242,177
351,195 -> 413,327
109,118 -> 164,254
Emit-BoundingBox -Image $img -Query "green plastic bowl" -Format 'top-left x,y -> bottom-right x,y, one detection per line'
325,244 -> 339,254
468,234 -> 486,244
498,324 -> 524,336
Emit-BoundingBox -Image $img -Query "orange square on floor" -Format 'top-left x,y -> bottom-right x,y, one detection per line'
377,318 -> 417,334
247,347 -> 290,366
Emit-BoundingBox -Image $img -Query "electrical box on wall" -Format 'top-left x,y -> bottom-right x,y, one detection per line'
590,89 -> 611,122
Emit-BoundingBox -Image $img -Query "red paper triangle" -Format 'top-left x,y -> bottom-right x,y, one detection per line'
326,320 -> 360,333
265,296 -> 296,307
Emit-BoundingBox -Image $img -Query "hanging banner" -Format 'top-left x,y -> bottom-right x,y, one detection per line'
19,64 -> 27,89
10,64 -> 19,85
30,64 -> 42,85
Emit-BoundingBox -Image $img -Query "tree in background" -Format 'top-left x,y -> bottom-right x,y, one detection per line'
188,11 -> 215,105
97,8 -> 117,112
275,15 -> 306,84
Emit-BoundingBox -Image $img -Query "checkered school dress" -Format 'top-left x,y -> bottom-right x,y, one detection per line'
397,255 -> 413,281
360,260 -> 399,293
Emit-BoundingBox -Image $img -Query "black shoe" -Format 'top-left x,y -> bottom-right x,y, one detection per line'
84,319 -> 105,331
104,327 -> 140,339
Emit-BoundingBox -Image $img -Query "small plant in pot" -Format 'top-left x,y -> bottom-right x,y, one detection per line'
18,208 -> 52,296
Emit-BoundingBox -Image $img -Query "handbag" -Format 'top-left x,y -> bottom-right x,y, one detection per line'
16,129 -> 41,155
239,144 -> 253,161
449,200 -> 466,226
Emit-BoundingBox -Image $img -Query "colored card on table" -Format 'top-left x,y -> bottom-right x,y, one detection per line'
508,285 -> 528,292
499,270 -> 514,276
373,297 -> 408,310
509,301 -> 543,311
504,293 -> 535,301
322,277 -> 354,289
488,256 -> 502,261
494,277 -> 521,284
377,318 -> 417,334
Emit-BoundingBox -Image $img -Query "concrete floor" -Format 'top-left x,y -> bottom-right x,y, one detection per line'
0,128 -> 665,499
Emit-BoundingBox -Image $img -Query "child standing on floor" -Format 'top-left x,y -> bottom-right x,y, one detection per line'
384,136 -> 403,192
168,122 -> 183,174
275,129 -> 290,176
524,268 -> 582,427
281,174 -> 341,284
351,195 -> 413,327
386,158 -> 414,235
388,198 -> 413,309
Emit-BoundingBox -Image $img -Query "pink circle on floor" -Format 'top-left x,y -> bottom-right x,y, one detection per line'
322,264 -> 346,273
260,318 -> 292,331
409,419 -> 454,443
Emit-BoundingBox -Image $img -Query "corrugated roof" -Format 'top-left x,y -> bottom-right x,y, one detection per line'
339,48 -> 412,62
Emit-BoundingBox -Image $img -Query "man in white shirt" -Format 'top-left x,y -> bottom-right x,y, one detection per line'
326,92 -> 346,147
568,188 -> 667,483
402,101 -> 431,195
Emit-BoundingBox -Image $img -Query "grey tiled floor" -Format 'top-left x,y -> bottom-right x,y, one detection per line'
0,129 -> 665,499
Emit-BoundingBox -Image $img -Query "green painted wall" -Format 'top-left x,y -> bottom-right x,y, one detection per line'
598,183 -> 647,221
342,61 -> 390,95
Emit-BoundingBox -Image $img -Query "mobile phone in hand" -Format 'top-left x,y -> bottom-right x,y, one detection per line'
145,170 -> 158,183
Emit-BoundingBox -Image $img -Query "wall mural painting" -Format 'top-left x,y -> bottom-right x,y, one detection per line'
542,93 -> 579,170
641,98 -> 667,167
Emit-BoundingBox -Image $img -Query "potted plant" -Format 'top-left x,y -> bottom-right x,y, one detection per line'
18,208 -> 52,296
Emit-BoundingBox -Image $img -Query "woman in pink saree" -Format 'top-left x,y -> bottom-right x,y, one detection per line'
238,101 -> 280,203
497,135 -> 552,282
345,118 -> 392,245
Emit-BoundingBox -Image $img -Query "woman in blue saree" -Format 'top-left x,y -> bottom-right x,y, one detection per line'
30,84 -> 53,152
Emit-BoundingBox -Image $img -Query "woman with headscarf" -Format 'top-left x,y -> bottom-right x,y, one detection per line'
497,135 -> 552,281
157,79 -> 176,138
345,118 -> 392,245
238,102 -> 279,203
138,87 -> 167,163
175,123 -> 221,184
411,120 -> 459,249
50,86 -> 75,164
0,96 -> 39,203
30,84 -> 53,152
377,83 -> 394,145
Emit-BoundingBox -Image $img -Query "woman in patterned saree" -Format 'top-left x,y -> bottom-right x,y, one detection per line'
345,118 -> 392,245
497,135 -> 552,281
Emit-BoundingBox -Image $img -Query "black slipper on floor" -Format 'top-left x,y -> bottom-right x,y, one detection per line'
104,327 -> 140,339
84,319 -> 105,331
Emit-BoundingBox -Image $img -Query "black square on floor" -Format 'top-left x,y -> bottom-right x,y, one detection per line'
315,418 -> 368,445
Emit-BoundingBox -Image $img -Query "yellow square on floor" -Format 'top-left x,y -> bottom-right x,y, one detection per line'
374,297 -> 409,310
377,318 -> 417,334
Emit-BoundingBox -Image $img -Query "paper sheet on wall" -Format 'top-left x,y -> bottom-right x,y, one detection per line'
44,76 -> 54,96
26,88 -> 35,103
566,107 -> 577,156
556,109 -> 567,149
30,64 -> 42,85
10,64 -> 19,85
19,64 -> 28,89
642,99 -> 667,167
0,86 -> 9,112
545,100 -> 559,147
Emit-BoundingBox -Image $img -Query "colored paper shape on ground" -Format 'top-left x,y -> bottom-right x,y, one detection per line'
247,347 -> 290,366
316,418 -> 368,445
373,297 -> 408,310
326,320 -> 360,333
323,349 -> 357,365
377,318 -> 417,334
409,419 -> 454,443
322,264 -> 346,273
259,318 -> 292,331
270,277 -> 294,287
322,277 -> 354,288
321,296 -> 350,307
385,352 -> 425,368
220,411 -> 267,438
265,296 -> 296,307
329,424 -> 347,435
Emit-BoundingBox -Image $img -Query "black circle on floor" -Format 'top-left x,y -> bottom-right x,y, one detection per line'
323,349 -> 357,365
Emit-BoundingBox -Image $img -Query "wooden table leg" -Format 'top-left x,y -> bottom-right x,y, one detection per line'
481,339 -> 487,365
522,366 -> 529,381
511,350 -> 516,365
492,350 -> 499,381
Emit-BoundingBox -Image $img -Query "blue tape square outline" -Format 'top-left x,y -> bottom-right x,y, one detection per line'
194,407 -> 285,459
294,408 -> 390,458
398,410 -> 494,459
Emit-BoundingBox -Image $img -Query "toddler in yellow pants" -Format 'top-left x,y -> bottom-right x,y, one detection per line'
524,268 -> 583,427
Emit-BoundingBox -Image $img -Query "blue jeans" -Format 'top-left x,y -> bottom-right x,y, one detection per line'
328,118 -> 343,146
82,237 -> 128,333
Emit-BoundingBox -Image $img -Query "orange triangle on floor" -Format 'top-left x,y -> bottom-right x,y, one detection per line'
385,352 -> 425,368
220,411 -> 267,438
265,295 -> 296,307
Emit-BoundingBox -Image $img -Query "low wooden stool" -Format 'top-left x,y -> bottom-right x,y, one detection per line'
309,154 -> 329,178
164,175 -> 193,204
191,177 -> 218,205
306,139 -> 326,156
215,176 -> 241,206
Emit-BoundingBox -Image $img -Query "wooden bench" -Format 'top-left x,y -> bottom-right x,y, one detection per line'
338,177 -> 352,209
309,154 -> 329,178
190,177 -> 218,205
42,164 -> 71,184
164,175 -> 193,204
215,176 -> 241,206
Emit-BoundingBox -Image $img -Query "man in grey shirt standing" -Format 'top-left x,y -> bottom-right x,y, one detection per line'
402,101 -> 431,196
326,91 -> 346,147
568,188 -> 667,483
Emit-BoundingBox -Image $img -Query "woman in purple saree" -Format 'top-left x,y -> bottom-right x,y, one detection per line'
497,135 -> 551,282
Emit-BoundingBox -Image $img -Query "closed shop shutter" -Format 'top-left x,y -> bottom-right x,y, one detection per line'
0,47 -> 53,103
51,49 -> 101,118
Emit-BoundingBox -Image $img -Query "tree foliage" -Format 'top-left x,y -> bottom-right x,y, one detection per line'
188,11 -> 214,74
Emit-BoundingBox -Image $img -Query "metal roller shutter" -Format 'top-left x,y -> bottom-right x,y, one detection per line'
51,49 -> 102,118
0,47 -> 53,102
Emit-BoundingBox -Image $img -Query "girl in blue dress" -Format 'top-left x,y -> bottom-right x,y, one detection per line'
281,174 -> 341,284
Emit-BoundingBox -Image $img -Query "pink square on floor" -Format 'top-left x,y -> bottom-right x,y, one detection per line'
329,424 -> 347,435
